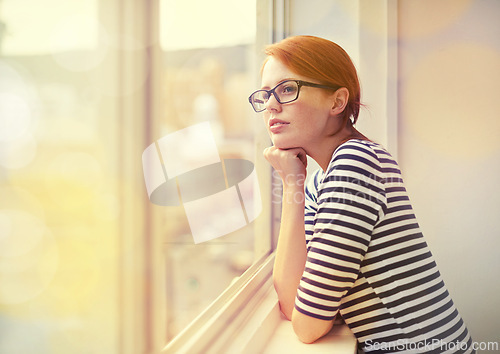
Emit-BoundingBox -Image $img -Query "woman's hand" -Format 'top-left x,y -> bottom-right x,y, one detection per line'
263,146 -> 308,187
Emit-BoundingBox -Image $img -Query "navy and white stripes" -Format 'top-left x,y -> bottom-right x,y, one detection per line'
296,140 -> 473,353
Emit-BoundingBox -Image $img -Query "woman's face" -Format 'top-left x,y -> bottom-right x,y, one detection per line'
260,57 -> 341,151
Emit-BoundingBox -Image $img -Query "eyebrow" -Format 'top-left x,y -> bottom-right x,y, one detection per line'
260,78 -> 296,90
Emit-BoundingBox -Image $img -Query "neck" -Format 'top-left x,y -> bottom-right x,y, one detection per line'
306,125 -> 367,171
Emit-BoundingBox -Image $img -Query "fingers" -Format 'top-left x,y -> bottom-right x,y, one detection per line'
263,146 -> 308,182
264,147 -> 307,167
295,149 -> 308,168
263,146 -> 303,164
264,146 -> 306,160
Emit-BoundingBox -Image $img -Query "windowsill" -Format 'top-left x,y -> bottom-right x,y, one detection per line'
162,253 -> 357,353
262,311 -> 357,353
251,288 -> 358,354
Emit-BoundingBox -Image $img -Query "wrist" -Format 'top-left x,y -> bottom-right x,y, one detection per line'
282,172 -> 306,187
282,184 -> 305,205
272,169 -> 306,186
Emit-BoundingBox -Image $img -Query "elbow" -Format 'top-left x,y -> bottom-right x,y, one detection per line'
292,322 -> 323,344
291,310 -> 333,344
295,332 -> 320,344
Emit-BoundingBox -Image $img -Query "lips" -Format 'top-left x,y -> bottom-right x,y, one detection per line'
268,118 -> 290,134
269,118 -> 290,128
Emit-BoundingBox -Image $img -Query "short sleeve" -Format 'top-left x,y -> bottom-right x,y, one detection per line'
295,141 -> 387,320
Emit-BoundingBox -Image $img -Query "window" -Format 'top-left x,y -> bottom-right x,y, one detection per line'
156,0 -> 274,342
0,1 -> 276,352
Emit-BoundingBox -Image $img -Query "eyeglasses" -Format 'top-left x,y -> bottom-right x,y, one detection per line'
248,79 -> 340,113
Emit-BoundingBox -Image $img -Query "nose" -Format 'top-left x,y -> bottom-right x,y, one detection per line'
265,92 -> 281,112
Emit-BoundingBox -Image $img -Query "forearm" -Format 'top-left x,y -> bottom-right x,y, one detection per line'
273,184 -> 307,320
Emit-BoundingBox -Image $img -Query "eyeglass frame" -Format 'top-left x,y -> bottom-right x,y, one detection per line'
248,79 -> 341,113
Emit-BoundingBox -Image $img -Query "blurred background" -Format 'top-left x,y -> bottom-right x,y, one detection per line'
1,0 -> 499,353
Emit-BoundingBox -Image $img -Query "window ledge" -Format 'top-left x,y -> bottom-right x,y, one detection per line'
242,287 -> 358,354
163,253 -> 357,353
261,308 -> 358,353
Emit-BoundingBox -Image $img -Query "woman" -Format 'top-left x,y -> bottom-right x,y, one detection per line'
248,35 -> 474,353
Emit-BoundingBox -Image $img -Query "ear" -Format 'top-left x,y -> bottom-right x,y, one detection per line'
330,87 -> 349,116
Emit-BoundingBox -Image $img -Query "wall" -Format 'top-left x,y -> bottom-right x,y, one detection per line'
398,0 -> 500,344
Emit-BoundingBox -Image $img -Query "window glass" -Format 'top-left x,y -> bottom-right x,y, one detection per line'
158,0 -> 260,340
0,0 -> 266,350
0,1 -> 118,353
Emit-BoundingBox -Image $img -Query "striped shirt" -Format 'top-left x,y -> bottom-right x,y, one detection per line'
296,139 -> 474,353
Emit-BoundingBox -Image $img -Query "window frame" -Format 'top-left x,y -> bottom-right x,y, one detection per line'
116,0 -> 288,353
159,2 -> 290,351
157,0 -> 288,351
162,252 -> 276,353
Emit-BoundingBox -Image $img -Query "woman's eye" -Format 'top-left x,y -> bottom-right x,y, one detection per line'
280,84 -> 297,95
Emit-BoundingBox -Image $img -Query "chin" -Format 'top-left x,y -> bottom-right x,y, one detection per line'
271,136 -> 300,150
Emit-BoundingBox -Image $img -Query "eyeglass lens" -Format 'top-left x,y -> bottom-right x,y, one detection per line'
250,80 -> 299,111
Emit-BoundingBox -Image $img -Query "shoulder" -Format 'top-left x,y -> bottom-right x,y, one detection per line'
332,139 -> 385,163
326,139 -> 389,178
322,139 -> 389,215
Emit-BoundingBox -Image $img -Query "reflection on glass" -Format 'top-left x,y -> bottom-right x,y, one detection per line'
158,0 -> 257,340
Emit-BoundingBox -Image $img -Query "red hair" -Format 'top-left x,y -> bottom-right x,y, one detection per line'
263,35 -> 362,124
